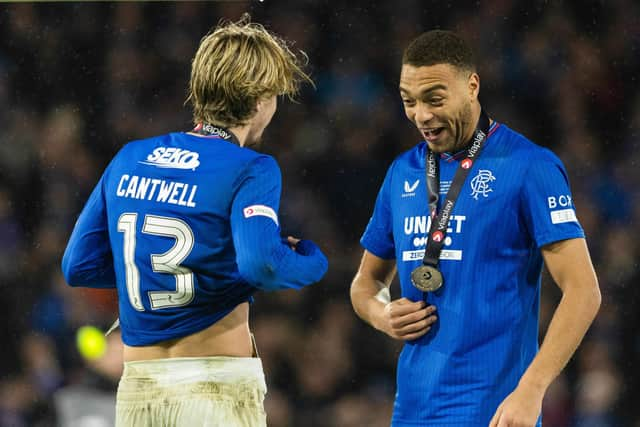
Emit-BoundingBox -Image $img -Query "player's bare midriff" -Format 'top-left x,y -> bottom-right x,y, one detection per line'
123,302 -> 254,362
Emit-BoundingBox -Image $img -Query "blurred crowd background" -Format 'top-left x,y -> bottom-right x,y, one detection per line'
0,1 -> 638,426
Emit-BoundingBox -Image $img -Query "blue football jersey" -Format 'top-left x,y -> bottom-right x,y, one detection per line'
63,132 -> 328,346
361,122 -> 584,426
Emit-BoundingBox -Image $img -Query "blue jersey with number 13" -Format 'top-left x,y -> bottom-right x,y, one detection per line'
62,132 -> 328,346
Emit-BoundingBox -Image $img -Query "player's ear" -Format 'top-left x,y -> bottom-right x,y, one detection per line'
255,97 -> 265,113
255,95 -> 276,113
468,72 -> 480,100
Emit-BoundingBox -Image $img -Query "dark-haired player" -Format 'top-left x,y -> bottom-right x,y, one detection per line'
350,30 -> 600,427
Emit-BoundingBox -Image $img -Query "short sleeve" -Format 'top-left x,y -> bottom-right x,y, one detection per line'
360,162 -> 396,259
520,149 -> 585,248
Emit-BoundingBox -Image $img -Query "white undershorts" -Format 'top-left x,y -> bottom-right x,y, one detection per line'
115,356 -> 267,427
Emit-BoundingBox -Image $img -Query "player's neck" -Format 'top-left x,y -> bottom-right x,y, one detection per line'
228,125 -> 251,147
452,105 -> 492,154
461,105 -> 482,148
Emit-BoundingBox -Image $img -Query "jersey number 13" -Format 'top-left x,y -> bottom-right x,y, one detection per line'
117,213 -> 195,311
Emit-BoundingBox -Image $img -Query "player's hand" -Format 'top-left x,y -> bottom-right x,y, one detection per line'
283,236 -> 322,257
377,298 -> 437,341
284,236 -> 300,250
488,383 -> 544,427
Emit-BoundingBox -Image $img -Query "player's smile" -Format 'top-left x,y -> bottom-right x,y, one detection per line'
400,63 -> 478,154
420,126 -> 446,143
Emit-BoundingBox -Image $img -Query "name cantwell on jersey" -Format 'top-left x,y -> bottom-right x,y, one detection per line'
116,174 -> 198,208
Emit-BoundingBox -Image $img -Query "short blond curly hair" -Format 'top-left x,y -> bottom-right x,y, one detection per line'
186,15 -> 312,128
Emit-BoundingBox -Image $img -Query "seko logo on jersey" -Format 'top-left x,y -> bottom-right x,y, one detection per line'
140,147 -> 201,170
401,214 -> 466,262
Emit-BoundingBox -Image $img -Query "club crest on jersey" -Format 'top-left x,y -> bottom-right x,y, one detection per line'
470,169 -> 496,200
402,179 -> 419,198
140,147 -> 201,170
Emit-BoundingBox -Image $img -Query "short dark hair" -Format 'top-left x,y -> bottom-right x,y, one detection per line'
402,30 -> 475,72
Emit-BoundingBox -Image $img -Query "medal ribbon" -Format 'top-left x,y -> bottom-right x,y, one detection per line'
421,110 -> 491,268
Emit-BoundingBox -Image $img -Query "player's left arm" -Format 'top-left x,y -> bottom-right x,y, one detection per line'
490,237 -> 600,427
62,173 -> 116,288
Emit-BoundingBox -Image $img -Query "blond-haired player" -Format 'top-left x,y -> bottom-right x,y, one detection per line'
62,16 -> 327,426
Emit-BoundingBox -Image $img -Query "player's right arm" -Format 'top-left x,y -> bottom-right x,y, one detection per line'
230,155 -> 328,291
61,172 -> 116,288
350,251 -> 436,340
351,160 -> 436,340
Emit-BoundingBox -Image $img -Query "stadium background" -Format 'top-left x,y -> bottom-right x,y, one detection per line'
0,1 -> 638,426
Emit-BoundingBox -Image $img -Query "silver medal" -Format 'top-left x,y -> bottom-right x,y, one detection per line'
411,265 -> 443,292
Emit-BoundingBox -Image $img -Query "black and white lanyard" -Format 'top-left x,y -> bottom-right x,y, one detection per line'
420,110 -> 491,269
